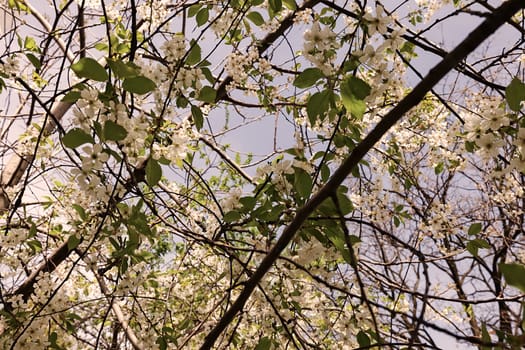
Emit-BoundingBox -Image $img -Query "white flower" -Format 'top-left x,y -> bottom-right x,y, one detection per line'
137,0 -> 169,26
162,34 -> 186,63
76,88 -> 104,126
0,55 -> 19,76
363,5 -> 391,36
480,112 -> 510,131
475,133 -> 503,159
514,128 -> 525,153
293,8 -> 312,24
221,188 -> 242,212
303,23 -> 338,74
380,28 -> 406,51
211,9 -> 237,37
226,52 -> 255,83
272,159 -> 294,175
304,22 -> 336,52
81,144 -> 109,171
355,44 -> 378,64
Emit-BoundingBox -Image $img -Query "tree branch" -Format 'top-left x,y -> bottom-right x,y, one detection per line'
200,0 -> 525,348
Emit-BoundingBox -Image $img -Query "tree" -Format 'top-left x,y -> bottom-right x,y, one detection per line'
0,0 -> 524,348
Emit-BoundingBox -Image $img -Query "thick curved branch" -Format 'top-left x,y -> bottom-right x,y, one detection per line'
0,0 -> 78,211
200,0 -> 525,348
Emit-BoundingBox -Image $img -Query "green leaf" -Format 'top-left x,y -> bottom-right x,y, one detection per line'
29,222 -> 37,238
196,7 -> 209,26
239,196 -> 256,211
255,336 -> 271,350
177,95 -> 189,108
103,120 -> 128,141
267,204 -> 285,221
191,105 -> 204,130
186,41 -> 201,66
500,263 -> 525,293
293,68 -> 324,88
156,337 -> 168,350
123,76 -> 156,95
72,204 -> 87,220
326,228 -> 354,265
506,77 -> 525,111
187,4 -> 201,17
146,158 -> 162,186
223,210 -> 241,223
480,323 -> 491,350
268,0 -> 282,13
94,42 -> 108,51
200,67 -> 215,84
71,57 -> 108,82
307,90 -> 332,125
48,331 -> 58,347
348,234 -> 361,246
294,168 -> 312,199
26,239 -> 42,253
282,0 -> 297,10
197,86 -> 216,103
341,76 -> 371,119
107,59 -> 139,78
24,36 -> 40,53
344,76 -> 371,100
434,161 -> 444,174
62,90 -> 81,103
246,11 -> 265,26
62,128 -> 94,148
25,53 -> 41,69
67,234 -> 81,250
336,190 -> 354,215
357,331 -> 371,347
468,222 -> 482,235
465,140 -> 475,153
466,238 -> 490,257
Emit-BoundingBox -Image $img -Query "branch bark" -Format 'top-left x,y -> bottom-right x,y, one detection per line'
200,0 -> 525,348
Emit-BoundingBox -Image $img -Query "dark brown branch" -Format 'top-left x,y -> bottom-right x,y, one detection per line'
200,1 -> 525,348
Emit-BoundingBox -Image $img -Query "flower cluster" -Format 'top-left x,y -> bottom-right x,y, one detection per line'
0,55 -> 19,77
363,5 -> 391,36
137,0 -> 170,26
152,118 -> 193,165
211,8 -> 237,37
225,47 -> 260,84
463,94 -> 510,160
72,88 -> 104,130
161,34 -> 187,64
303,22 -> 339,75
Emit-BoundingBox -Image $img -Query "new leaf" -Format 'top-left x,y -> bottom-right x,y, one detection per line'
506,77 -> 525,111
500,263 -> 525,293
71,57 -> 108,82
62,128 -> 94,148
293,68 -> 323,88
123,76 -> 157,95
146,158 -> 162,186
341,76 -> 371,119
